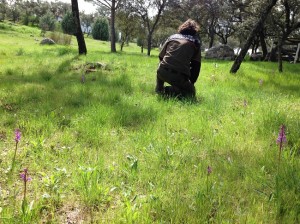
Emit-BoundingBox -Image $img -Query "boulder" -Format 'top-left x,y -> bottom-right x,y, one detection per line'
40,38 -> 55,45
250,52 -> 264,61
205,45 -> 235,60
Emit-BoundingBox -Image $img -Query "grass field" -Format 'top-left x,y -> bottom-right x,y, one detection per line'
1,22 -> 300,223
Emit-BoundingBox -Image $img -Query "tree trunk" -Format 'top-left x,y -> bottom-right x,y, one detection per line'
208,18 -> 215,48
120,41 -> 124,51
208,30 -> 214,48
294,43 -> 300,63
269,47 -> 277,61
147,33 -> 152,56
230,0 -> 278,73
259,29 -> 268,59
71,0 -> 87,55
110,0 -> 116,52
277,33 -> 287,72
278,40 -> 283,72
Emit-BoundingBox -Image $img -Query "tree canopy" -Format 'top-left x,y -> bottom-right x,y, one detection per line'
1,0 -> 299,68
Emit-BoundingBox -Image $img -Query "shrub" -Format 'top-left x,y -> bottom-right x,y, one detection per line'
92,18 -> 109,41
39,12 -> 56,34
137,37 -> 146,47
61,11 -> 77,35
48,32 -> 72,45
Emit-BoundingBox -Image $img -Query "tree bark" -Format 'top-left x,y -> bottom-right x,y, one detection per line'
259,29 -> 268,59
278,38 -> 283,72
230,0 -> 278,73
110,0 -> 116,52
147,33 -> 152,56
208,25 -> 215,48
120,41 -> 124,51
71,0 -> 87,55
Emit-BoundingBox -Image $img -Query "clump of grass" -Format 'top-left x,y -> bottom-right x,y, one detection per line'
48,32 -> 72,45
57,47 -> 74,56
39,70 -> 53,81
16,48 -> 25,56
5,68 -> 14,76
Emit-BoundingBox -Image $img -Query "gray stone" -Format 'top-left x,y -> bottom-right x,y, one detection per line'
40,38 -> 56,45
205,45 -> 235,60
250,52 -> 263,61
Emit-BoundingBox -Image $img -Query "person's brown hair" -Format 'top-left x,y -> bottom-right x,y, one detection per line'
178,19 -> 200,36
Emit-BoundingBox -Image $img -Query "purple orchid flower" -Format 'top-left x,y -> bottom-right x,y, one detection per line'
276,125 -> 287,146
15,129 -> 21,143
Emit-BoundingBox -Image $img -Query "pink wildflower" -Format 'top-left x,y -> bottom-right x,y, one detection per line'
276,125 -> 287,146
15,129 -> 21,143
20,168 -> 32,183
207,166 -> 212,175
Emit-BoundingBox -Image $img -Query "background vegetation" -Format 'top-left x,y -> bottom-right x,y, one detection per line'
1,0 -> 299,56
0,21 -> 300,223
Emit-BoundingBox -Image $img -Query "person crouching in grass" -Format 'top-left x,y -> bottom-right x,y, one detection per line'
155,19 -> 201,99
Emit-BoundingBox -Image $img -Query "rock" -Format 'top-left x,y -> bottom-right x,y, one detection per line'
85,62 -> 107,69
40,38 -> 55,45
250,52 -> 263,61
205,45 -> 235,60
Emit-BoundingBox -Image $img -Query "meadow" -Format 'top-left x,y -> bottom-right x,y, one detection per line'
0,22 -> 300,223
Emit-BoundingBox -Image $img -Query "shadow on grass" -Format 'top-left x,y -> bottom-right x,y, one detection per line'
240,72 -> 300,97
90,50 -> 158,59
156,94 -> 203,105
1,56 -> 158,129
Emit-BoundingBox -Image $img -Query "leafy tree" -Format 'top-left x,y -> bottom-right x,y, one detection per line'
116,2 -> 138,51
49,1 -> 70,18
33,0 -> 51,24
80,12 -> 94,36
87,0 -> 122,52
136,23 -> 147,53
0,0 -> 7,21
170,0 -> 244,48
61,11 -> 77,35
21,0 -> 38,26
268,0 -> 300,70
7,0 -> 21,23
95,4 -> 111,17
152,26 -> 175,47
130,0 -> 169,56
230,0 -> 278,73
39,11 -> 56,34
92,18 -> 109,41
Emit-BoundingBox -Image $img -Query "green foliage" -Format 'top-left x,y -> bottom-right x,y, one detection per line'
39,11 -> 56,33
136,36 -> 145,47
61,11 -> 77,35
92,18 -> 109,41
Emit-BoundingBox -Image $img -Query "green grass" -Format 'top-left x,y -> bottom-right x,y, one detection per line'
1,21 -> 300,223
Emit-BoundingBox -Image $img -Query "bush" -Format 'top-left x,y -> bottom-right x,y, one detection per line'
137,37 -> 146,47
92,18 -> 109,41
61,11 -> 77,35
39,12 -> 56,34
48,32 -> 72,45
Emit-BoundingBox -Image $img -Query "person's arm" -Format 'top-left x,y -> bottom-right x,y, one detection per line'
190,59 -> 201,84
159,39 -> 169,61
